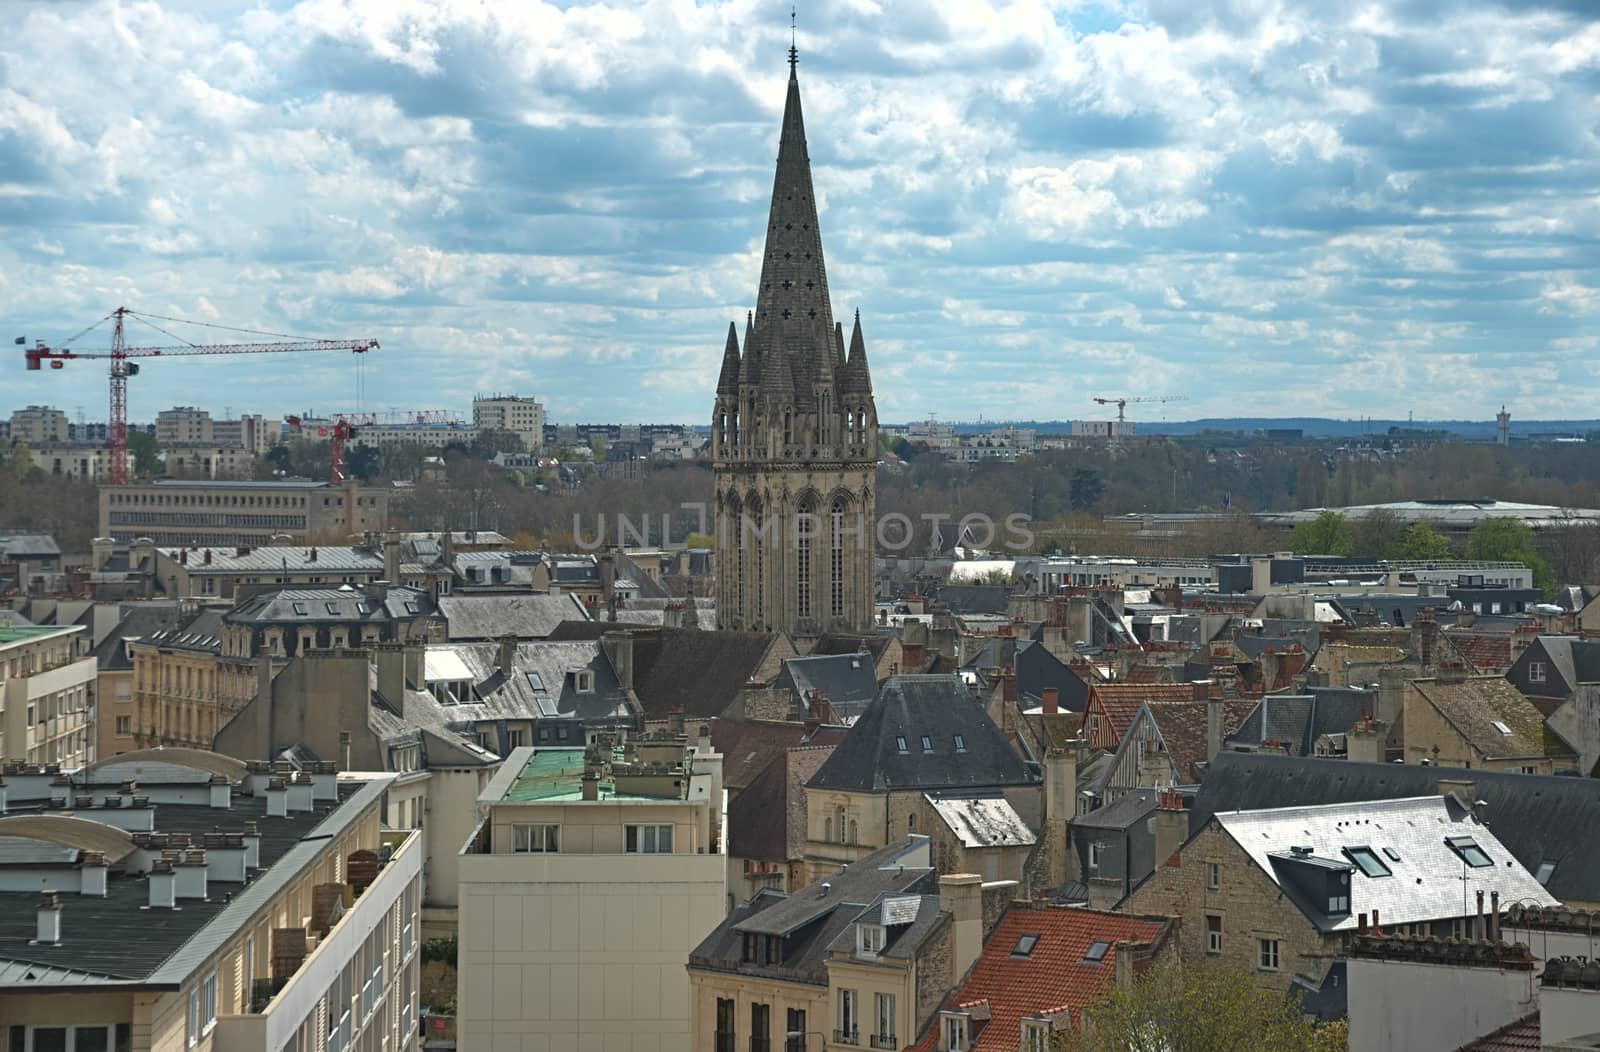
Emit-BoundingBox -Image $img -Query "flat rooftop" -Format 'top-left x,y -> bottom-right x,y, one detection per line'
493,747 -> 689,804
0,778 -> 386,987
0,624 -> 74,645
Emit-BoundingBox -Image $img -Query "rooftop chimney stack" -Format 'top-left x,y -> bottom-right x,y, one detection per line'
1042,687 -> 1060,716
34,891 -> 62,945
265,778 -> 288,818
147,860 -> 177,909
208,773 -> 231,810
79,852 -> 108,897
242,821 -> 261,870
176,850 -> 209,901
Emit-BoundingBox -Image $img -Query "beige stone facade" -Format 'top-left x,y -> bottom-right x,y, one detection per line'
1120,821 -> 1340,990
457,744 -> 727,1052
100,479 -> 388,547
0,624 -> 96,766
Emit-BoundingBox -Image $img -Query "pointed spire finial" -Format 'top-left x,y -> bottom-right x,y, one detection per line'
789,5 -> 798,73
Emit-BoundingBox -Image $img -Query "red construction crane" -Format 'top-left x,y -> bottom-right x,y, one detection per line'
23,306 -> 379,485
283,409 -> 468,483
282,413 -> 378,484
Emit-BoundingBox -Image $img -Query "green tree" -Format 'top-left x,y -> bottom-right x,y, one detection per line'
1287,511 -> 1351,556
1400,521 -> 1455,561
1348,508 -> 1404,560
263,445 -> 292,475
346,443 -> 383,482
1070,469 -> 1105,511
1055,957 -> 1348,1052
126,431 -> 160,476
1467,517 -> 1556,595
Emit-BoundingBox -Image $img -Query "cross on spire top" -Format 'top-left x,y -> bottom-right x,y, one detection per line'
789,5 -> 798,72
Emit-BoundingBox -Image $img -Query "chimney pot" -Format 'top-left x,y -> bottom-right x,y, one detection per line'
35,891 -> 62,945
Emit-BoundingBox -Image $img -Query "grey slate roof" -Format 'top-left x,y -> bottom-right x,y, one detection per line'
0,533 -> 61,557
1216,796 -> 1556,932
160,545 -> 386,575
142,606 -> 226,654
1194,753 -> 1600,905
807,675 -> 1039,793
1227,690 -> 1372,756
90,603 -> 183,671
735,837 -> 932,938
773,652 -> 879,720
437,592 -> 589,640
415,640 -> 634,728
225,585 -> 432,626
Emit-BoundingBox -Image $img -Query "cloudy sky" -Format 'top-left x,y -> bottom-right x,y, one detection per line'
2,0 -> 1598,427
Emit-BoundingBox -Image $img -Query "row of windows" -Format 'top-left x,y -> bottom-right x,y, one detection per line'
714,1000 -> 804,1052
508,822 -> 675,854
110,512 -> 310,529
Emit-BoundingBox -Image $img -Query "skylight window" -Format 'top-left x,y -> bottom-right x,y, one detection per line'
525,672 -> 547,692
326,602 -> 340,615
921,735 -> 933,753
1083,940 -> 1112,963
1490,720 -> 1513,736
291,602 -> 308,616
1382,848 -> 1402,863
1536,860 -> 1558,885
1343,847 -> 1391,878
953,734 -> 967,753
1011,934 -> 1039,958
1446,836 -> 1493,868
896,736 -> 909,754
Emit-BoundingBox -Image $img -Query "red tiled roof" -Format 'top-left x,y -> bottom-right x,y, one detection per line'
1446,632 -> 1513,672
1086,684 -> 1201,743
1457,1013 -> 1539,1051
1124,665 -> 1170,685
910,906 -> 1171,1051
1148,701 -> 1256,782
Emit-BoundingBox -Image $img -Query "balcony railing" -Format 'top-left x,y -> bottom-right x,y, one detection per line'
834,1030 -> 860,1047
870,1035 -> 898,1050
714,1034 -> 736,1052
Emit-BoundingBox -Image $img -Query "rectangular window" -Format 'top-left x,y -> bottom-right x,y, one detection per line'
941,1015 -> 967,1052
187,989 -> 199,1048
857,923 -> 884,957
1087,841 -> 1102,873
953,734 -> 966,752
1344,846 -> 1391,878
624,824 -> 673,854
874,993 -> 896,1044
1529,661 -> 1546,684
715,997 -> 736,1052
511,824 -> 559,853
1206,914 -> 1222,954
1207,862 -> 1220,890
1022,1022 -> 1051,1052
839,988 -> 859,1044
1258,938 -> 1280,971
752,1003 -> 771,1052
1446,836 -> 1493,868
920,735 -> 933,753
115,716 -> 132,736
785,1009 -> 807,1052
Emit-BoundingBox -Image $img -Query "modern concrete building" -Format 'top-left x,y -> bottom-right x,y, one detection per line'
0,623 -> 97,766
18,443 -> 132,482
0,750 -> 420,1052
9,404 -> 70,444
99,479 -> 389,547
162,445 -> 259,480
457,736 -> 726,1051
156,406 -> 216,447
472,394 -> 546,452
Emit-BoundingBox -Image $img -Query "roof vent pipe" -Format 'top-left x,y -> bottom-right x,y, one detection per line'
34,891 -> 62,945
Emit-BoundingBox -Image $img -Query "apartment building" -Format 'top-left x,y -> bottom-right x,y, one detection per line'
157,406 -> 216,446
99,479 -> 389,547
9,404 -> 70,444
0,750 -> 420,1052
0,623 -> 97,766
20,444 -> 132,482
472,394 -> 546,452
163,446 -> 259,480
457,736 -> 726,1051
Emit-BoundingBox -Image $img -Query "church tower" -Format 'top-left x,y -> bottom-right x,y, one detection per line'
712,44 -> 878,637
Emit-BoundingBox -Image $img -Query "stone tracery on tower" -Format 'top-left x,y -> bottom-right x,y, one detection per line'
712,46 -> 879,638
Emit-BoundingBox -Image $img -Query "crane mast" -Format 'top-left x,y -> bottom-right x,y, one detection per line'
24,306 -> 378,485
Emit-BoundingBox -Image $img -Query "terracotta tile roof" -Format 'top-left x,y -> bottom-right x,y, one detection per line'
1457,1013 -> 1539,1051
1413,675 -> 1574,760
1124,665 -> 1171,685
1149,701 -> 1256,782
1087,684 -> 1202,743
1312,643 -> 1410,673
1446,632 -> 1513,672
909,906 -> 1171,1051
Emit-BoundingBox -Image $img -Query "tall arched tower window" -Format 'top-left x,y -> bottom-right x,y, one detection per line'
752,498 -> 765,627
830,496 -> 847,619
730,494 -> 744,619
796,497 -> 815,619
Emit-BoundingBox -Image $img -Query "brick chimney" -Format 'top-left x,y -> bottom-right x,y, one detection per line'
1149,787 -> 1188,870
1415,609 -> 1438,671
1042,687 -> 1060,716
999,666 -> 1017,704
1205,696 -> 1224,764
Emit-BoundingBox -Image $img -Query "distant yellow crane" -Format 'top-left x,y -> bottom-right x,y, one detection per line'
1092,394 -> 1189,422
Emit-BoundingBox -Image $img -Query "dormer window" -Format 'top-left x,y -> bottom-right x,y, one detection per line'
573,669 -> 595,693
941,1013 -> 969,1052
856,922 -> 885,958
